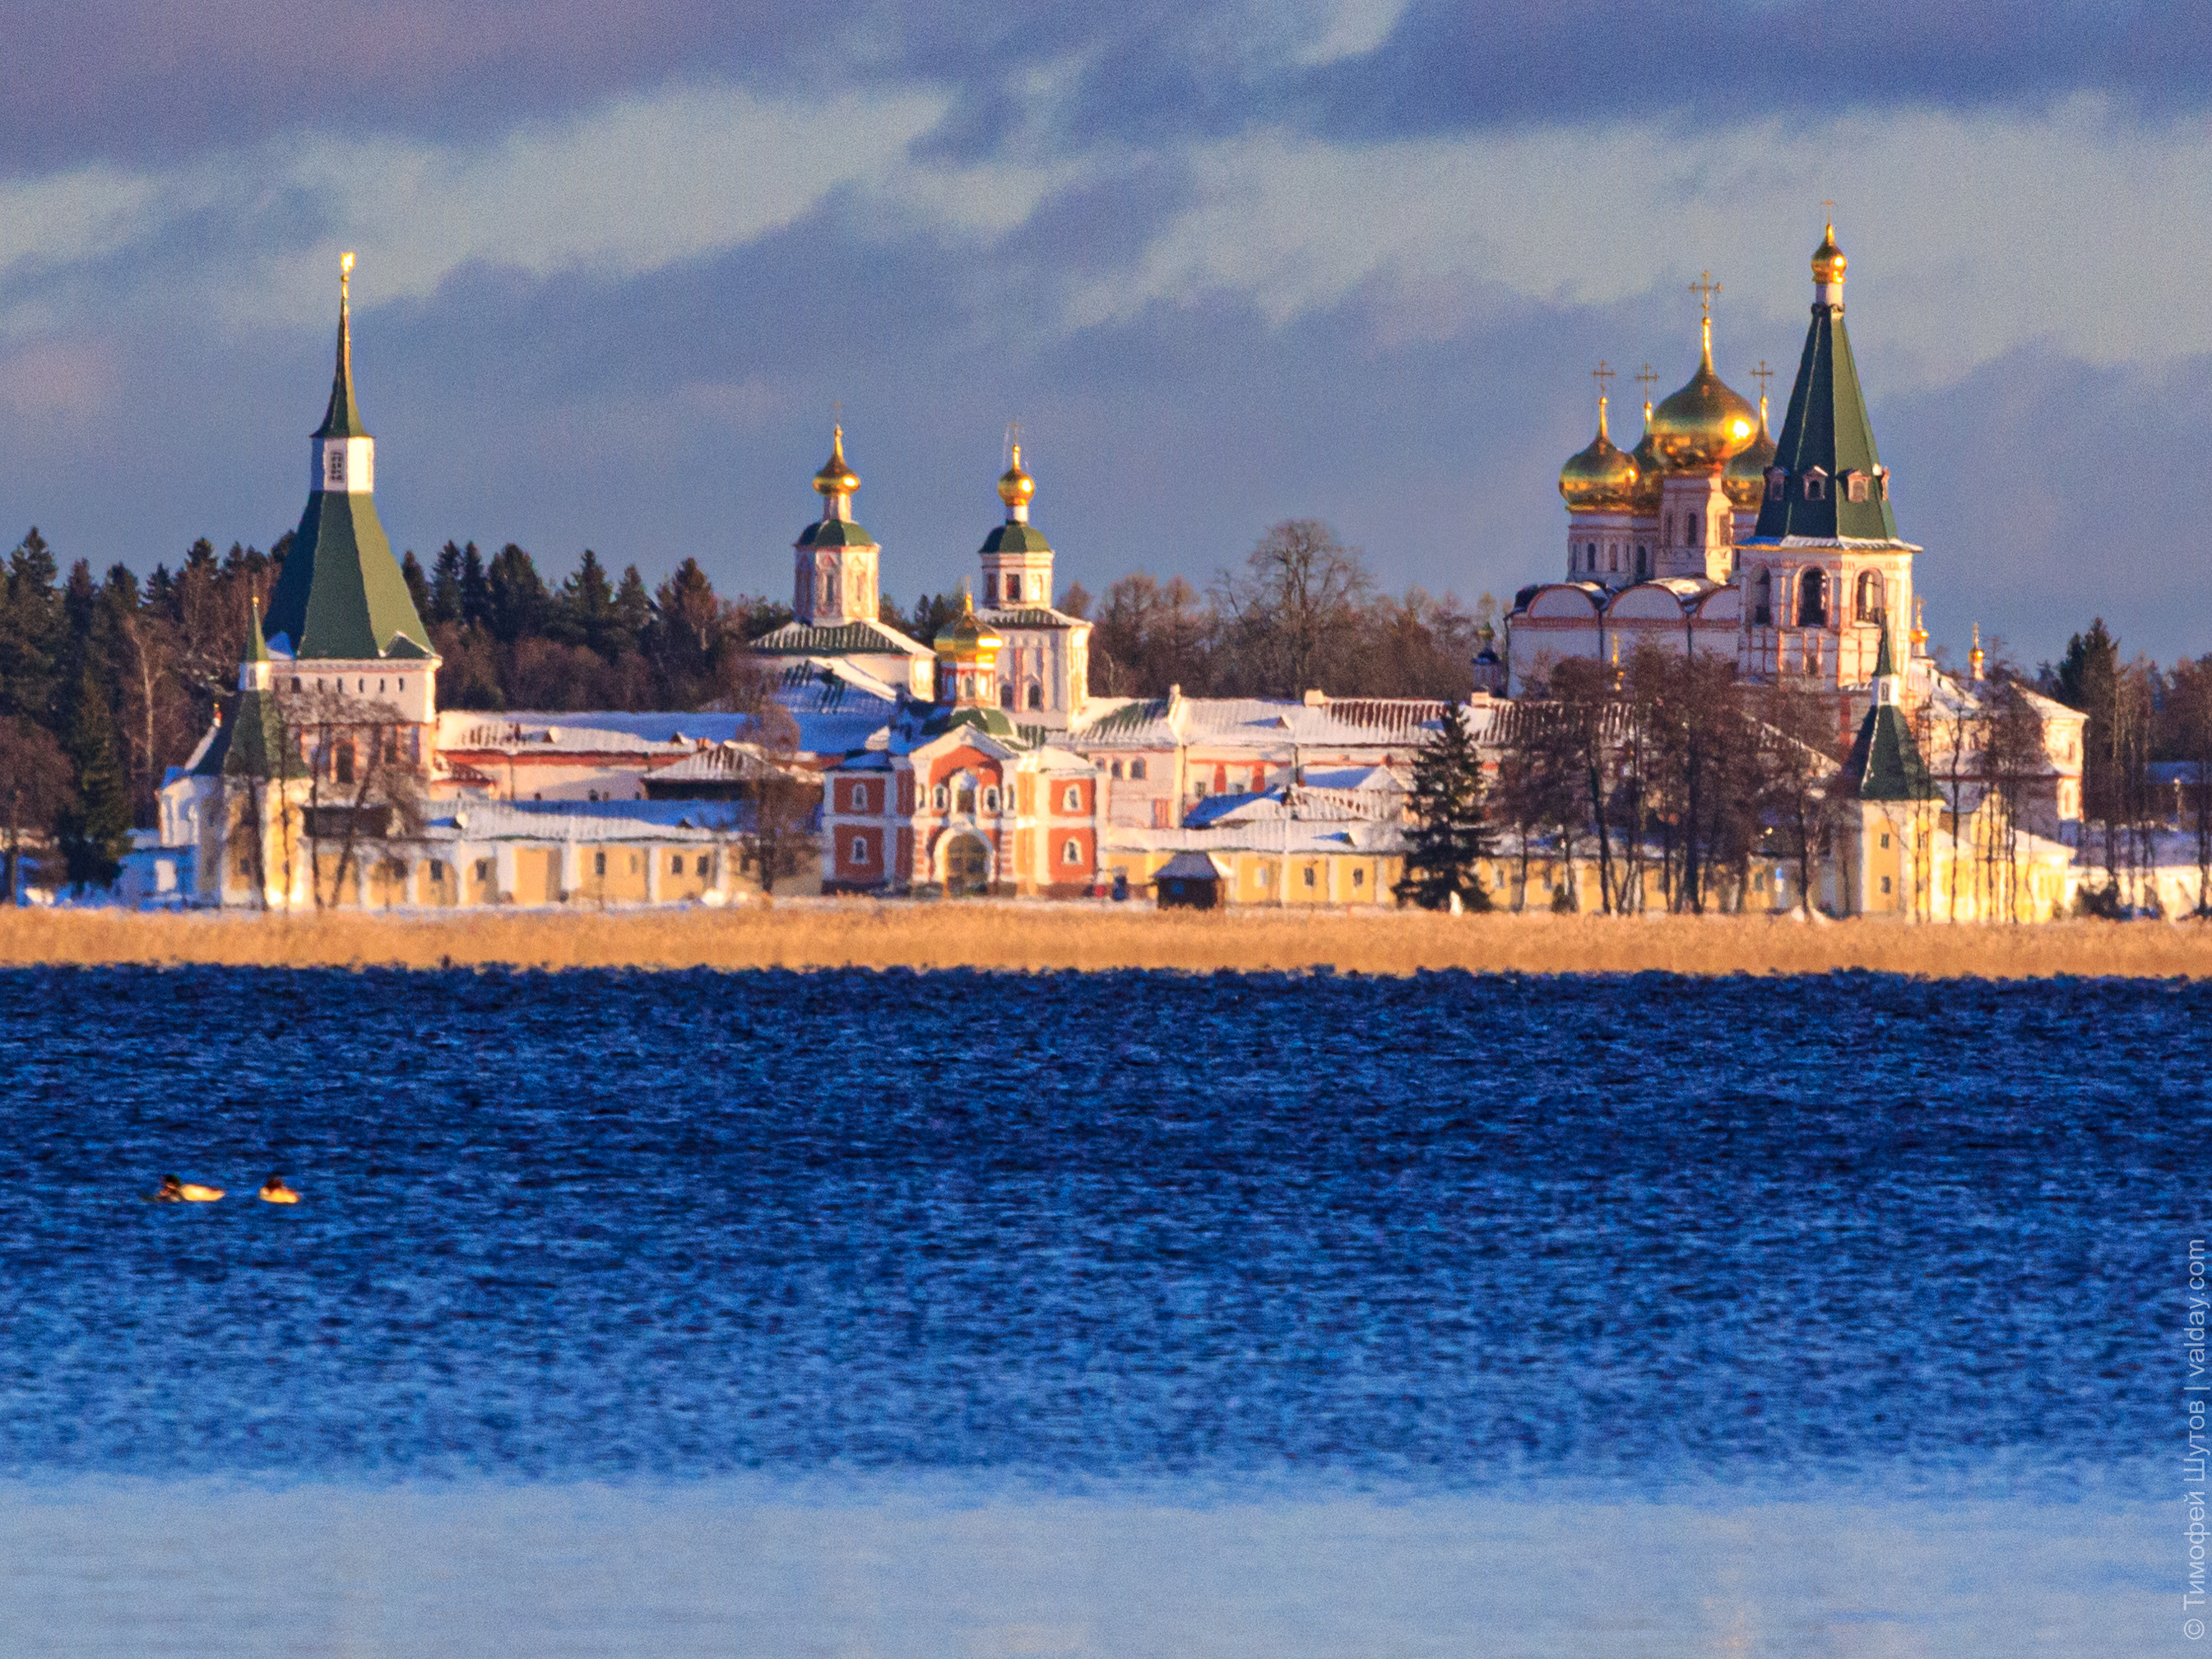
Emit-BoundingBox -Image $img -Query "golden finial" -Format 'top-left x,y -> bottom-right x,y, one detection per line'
1910,595 -> 1927,651
814,424 -> 858,496
1812,217 -> 1846,289
1969,622 -> 1985,681
1592,362 -> 1615,438
1635,362 -> 1658,422
997,420 -> 1036,511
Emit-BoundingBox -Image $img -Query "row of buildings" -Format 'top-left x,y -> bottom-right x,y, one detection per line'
144,231 -> 2129,920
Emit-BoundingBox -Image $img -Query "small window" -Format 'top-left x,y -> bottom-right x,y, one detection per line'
851,836 -> 869,864
983,787 -> 999,813
985,575 -> 999,604
1130,758 -> 1148,781
1303,865 -> 1316,888
1352,868 -> 1365,888
1847,471 -> 1869,503
1805,470 -> 1828,501
429,860 -> 445,882
670,855 -> 684,875
475,859 -> 492,883
1061,838 -> 1080,864
292,677 -> 302,691
1880,875 -> 1893,894
1111,759 -> 1125,780
1062,785 -> 1081,811
696,855 -> 710,876
1880,832 -> 1890,849
1765,467 -> 1787,502
1027,683 -> 1044,711
999,682 -> 1015,709
593,851 -> 607,876
933,785 -> 948,811
1635,545 -> 1649,578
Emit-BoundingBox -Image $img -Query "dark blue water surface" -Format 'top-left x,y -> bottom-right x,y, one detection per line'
0,967 -> 2186,1486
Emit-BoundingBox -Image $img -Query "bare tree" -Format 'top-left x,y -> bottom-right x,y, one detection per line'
0,719 -> 71,905
1213,520 -> 1373,698
1752,679 -> 1838,917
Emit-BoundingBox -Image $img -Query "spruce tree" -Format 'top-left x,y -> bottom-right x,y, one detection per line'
56,659 -> 131,892
1394,697 -> 1492,911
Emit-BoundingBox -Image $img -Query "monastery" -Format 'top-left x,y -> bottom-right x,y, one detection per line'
150,233 -> 2115,920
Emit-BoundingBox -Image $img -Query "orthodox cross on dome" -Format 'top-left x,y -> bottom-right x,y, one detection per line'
1004,418 -> 1022,465
1635,362 -> 1658,415
1751,359 -> 1773,402
1689,271 -> 1722,355
1590,361 -> 1614,437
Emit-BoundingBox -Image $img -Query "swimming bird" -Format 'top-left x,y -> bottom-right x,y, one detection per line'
257,1175 -> 299,1205
153,1175 -> 224,1202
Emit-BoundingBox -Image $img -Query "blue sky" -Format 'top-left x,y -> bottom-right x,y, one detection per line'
1,1 -> 2205,665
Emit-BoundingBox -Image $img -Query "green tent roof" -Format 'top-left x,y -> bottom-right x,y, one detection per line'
1842,702 -> 1936,801
1752,298 -> 1900,543
262,490 -> 430,660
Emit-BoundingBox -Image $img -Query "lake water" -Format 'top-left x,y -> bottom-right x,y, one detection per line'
0,966 -> 2191,1655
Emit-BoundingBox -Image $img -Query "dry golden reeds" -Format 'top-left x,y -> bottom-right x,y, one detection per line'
0,902 -> 2208,977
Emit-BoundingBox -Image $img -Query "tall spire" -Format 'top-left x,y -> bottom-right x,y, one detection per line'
316,252 -> 367,441
1750,222 -> 1899,544
262,253 -> 431,660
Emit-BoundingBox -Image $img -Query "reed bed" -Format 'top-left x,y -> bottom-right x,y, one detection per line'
0,902 -> 2209,978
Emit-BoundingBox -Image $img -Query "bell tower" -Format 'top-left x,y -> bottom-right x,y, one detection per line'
792,426 -> 881,628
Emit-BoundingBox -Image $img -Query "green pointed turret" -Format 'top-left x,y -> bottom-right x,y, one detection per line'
262,254 -> 432,661
1841,697 -> 1935,802
1751,225 -> 1901,544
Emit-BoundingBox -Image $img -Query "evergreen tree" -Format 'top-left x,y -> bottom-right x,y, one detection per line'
400,549 -> 431,619
555,549 -> 618,656
459,541 -> 491,629
485,544 -> 550,643
429,541 -> 466,625
611,565 -> 652,656
55,659 -> 131,892
0,528 -> 64,726
1394,697 -> 1492,911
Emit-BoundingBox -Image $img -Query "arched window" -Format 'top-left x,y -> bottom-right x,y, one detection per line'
932,784 -> 948,811
1804,468 -> 1829,501
982,787 -> 999,813
1635,545 -> 1649,578
1688,513 -> 1701,547
1856,570 -> 1885,623
1752,568 -> 1773,626
1130,758 -> 1148,781
955,776 -> 977,814
1765,467 -> 1787,502
1797,568 -> 1828,628
1111,759 -> 1125,779
1061,838 -> 1081,865
999,681 -> 1015,708
1062,785 -> 1083,811
1027,682 -> 1044,711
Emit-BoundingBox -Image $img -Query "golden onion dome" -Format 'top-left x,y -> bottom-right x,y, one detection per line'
1812,222 -> 1846,289
1722,393 -> 1778,510
1558,397 -> 1639,512
997,442 -> 1036,510
1628,404 -> 1665,511
933,590 -> 1001,657
1649,325 -> 1760,472
813,425 -> 859,496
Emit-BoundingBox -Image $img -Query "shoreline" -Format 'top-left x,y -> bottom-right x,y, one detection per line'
1,902 -> 2209,978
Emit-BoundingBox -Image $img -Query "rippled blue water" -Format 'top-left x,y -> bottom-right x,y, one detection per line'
0,966 -> 2185,1491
